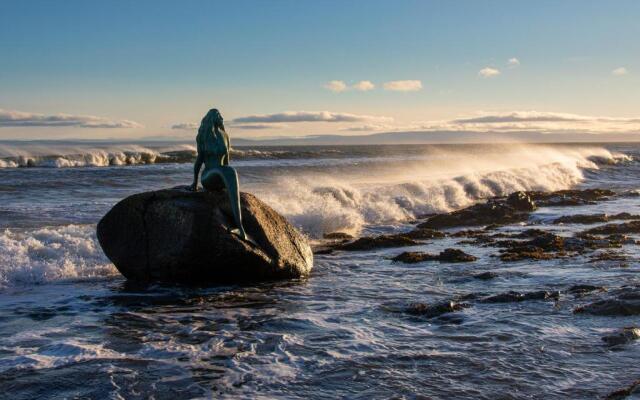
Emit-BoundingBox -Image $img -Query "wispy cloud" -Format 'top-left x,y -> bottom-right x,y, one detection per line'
612,67 -> 628,76
172,122 -> 287,130
0,109 -> 142,128
341,123 -> 395,132
233,111 -> 393,124
341,111 -> 640,134
171,122 -> 199,130
507,57 -> 520,67
352,80 -> 375,91
383,80 -> 423,92
478,67 -> 500,78
324,80 -> 348,92
232,123 -> 287,130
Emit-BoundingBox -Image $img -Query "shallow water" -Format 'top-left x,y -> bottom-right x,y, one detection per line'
1,142 -> 639,398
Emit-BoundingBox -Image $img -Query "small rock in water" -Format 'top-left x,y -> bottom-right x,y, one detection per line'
438,248 -> 477,262
526,188 -> 615,207
567,284 -> 607,296
405,300 -> 467,317
480,290 -> 560,303
392,251 -> 438,263
338,234 -> 419,251
323,232 -> 354,240
506,191 -> 537,212
589,251 -> 628,263
553,214 -> 609,225
555,212 -> 640,225
602,327 -> 640,346
473,271 -> 498,280
583,220 -> 640,235
392,248 -> 477,263
403,228 -> 446,240
574,299 -> 640,316
605,379 -> 640,400
500,248 -> 555,262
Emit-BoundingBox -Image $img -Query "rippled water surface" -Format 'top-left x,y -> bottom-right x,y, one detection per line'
1,143 -> 639,399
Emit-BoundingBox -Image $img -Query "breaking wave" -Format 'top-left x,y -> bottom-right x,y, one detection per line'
0,143 -> 346,168
256,146 -> 631,237
0,225 -> 116,288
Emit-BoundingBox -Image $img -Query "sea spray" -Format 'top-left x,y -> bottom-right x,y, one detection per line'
0,225 -> 116,288
254,145 -> 628,237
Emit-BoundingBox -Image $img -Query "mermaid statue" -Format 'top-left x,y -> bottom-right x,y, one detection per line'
190,108 -> 247,240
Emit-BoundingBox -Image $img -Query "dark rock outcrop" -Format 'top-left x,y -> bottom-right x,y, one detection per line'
602,327 -> 640,347
405,300 -> 467,317
554,212 -> 640,225
323,232 -> 354,240
479,290 -> 559,303
605,379 -> 640,400
574,299 -> 640,316
97,188 -> 313,283
526,188 -> 615,207
403,228 -> 446,240
336,234 -> 419,251
392,248 -> 477,263
418,199 -> 531,229
583,220 -> 640,235
568,284 -> 606,296
553,214 -> 609,224
473,271 -> 499,280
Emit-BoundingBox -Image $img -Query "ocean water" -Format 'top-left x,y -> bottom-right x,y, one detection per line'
0,141 -> 638,399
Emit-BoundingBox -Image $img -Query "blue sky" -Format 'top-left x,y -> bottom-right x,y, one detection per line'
1,0 -> 639,139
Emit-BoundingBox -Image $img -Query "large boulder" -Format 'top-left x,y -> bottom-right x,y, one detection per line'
97,188 -> 313,283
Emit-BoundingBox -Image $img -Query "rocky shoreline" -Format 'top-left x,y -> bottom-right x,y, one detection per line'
315,187 -> 640,392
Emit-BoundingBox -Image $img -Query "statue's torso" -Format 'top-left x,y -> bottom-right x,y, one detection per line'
198,129 -> 228,169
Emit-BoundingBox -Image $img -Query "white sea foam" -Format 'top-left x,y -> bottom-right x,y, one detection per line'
256,145 -> 626,237
0,143 -> 197,168
0,224 -> 116,288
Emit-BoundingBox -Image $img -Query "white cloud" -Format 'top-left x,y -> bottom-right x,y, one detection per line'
324,80 -> 348,92
341,123 -> 394,132
338,110 -> 640,135
0,109 -> 142,128
507,58 -> 520,67
232,123 -> 287,130
233,111 -> 393,124
383,80 -> 423,92
352,80 -> 375,91
171,122 -> 199,130
612,67 -> 628,76
478,67 -> 500,78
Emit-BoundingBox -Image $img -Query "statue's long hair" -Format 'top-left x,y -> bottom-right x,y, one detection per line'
197,109 -> 225,151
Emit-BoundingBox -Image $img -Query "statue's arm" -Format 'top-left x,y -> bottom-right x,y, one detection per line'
224,134 -> 230,166
217,129 -> 231,165
191,152 -> 204,191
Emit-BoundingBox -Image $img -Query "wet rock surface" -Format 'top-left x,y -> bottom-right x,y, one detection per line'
473,271 -> 499,280
568,284 -> 607,296
553,212 -> 640,225
417,194 -> 534,229
323,232 -> 354,240
405,300 -> 467,318
392,248 -> 477,263
583,220 -> 640,235
604,379 -> 640,400
479,290 -> 560,303
335,234 -> 420,251
574,287 -> 640,316
602,327 -> 640,346
526,188 -> 615,207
